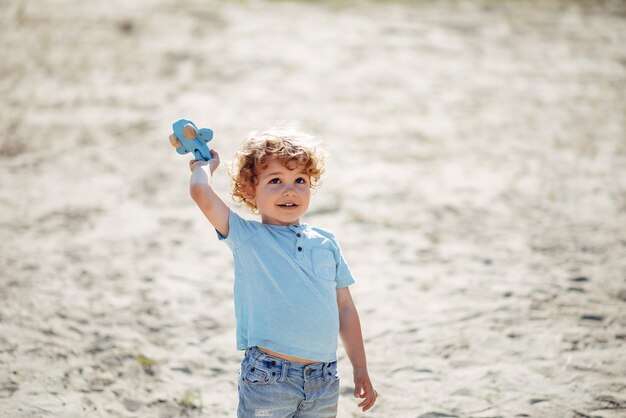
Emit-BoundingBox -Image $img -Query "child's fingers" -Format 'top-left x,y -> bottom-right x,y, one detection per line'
357,389 -> 378,412
355,384 -> 378,410
358,399 -> 372,410
207,150 -> 221,175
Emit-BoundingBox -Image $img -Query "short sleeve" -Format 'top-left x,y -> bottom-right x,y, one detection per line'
216,209 -> 257,249
327,232 -> 355,289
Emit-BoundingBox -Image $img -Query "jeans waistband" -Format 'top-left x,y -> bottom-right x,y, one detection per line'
244,346 -> 337,382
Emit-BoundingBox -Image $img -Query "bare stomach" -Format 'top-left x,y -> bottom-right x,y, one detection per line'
257,347 -> 319,364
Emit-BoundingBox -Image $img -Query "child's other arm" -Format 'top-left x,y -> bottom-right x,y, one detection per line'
337,287 -> 378,412
188,149 -> 230,237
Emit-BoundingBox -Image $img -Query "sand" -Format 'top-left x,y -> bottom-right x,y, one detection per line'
1,0 -> 625,416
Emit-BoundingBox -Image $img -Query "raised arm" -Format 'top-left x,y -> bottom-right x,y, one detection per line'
189,149 -> 230,237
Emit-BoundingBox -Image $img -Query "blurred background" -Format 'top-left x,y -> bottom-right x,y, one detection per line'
1,0 -> 625,417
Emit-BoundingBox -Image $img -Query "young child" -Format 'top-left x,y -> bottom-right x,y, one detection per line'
187,128 -> 377,416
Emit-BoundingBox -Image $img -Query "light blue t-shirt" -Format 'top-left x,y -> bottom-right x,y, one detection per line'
217,209 -> 355,362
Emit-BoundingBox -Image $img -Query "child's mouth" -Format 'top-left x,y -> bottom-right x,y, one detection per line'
278,203 -> 298,208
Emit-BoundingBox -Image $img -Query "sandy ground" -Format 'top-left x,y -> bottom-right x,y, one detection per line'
1,0 -> 626,417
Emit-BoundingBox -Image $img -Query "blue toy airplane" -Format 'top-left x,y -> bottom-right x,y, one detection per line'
169,119 -> 214,161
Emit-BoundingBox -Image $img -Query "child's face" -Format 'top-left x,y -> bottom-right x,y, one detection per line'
248,157 -> 311,226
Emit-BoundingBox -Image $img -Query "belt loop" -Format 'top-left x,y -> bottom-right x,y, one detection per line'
322,362 -> 330,382
278,361 -> 288,382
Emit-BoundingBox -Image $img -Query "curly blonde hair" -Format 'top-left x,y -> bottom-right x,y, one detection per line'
230,128 -> 326,211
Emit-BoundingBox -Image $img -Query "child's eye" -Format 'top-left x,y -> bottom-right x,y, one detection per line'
295,177 -> 307,184
269,178 -> 282,184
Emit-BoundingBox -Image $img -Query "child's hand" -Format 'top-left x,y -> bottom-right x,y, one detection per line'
189,149 -> 220,175
353,367 -> 378,412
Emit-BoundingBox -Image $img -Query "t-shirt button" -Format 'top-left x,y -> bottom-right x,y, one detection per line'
296,233 -> 301,237
297,247 -> 303,252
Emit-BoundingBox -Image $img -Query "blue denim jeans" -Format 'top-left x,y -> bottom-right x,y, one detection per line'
237,346 -> 340,418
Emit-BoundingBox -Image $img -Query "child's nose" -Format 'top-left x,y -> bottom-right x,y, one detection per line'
282,185 -> 296,196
